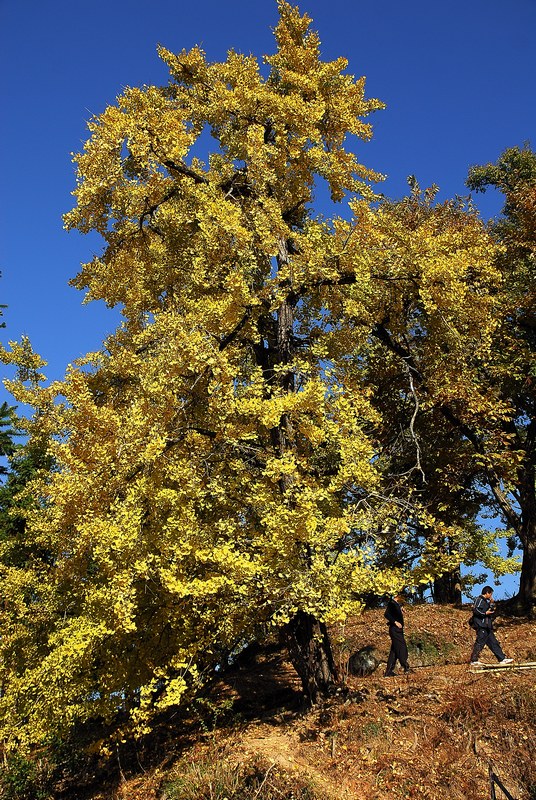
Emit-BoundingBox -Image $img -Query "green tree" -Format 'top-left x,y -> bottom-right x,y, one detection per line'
0,401 -> 18,472
0,433 -> 54,566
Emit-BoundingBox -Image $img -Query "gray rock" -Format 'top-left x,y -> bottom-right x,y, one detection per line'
348,646 -> 380,676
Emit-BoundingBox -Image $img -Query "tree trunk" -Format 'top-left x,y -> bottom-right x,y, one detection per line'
433,567 -> 462,606
273,238 -> 337,701
515,502 -> 536,614
285,611 -> 337,704
512,456 -> 536,613
517,533 -> 536,613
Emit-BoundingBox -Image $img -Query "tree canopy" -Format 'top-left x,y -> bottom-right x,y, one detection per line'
464,146 -> 536,609
0,3 -> 524,748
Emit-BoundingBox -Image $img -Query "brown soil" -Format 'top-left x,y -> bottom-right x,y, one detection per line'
56,604 -> 536,800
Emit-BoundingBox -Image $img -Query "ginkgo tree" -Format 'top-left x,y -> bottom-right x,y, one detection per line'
353,184 -> 521,603
464,147 -> 536,610
0,3 -> 506,747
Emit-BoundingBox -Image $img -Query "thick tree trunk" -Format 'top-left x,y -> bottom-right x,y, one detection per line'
511,457 -> 536,613
517,533 -> 536,612
433,567 -> 462,606
285,611 -> 337,704
515,498 -> 536,613
273,239 -> 337,701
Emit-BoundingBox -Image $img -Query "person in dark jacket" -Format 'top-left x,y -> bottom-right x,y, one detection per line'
470,586 -> 513,666
384,593 -> 410,676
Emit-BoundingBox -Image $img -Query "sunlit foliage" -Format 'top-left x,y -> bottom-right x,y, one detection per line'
0,4 -> 513,747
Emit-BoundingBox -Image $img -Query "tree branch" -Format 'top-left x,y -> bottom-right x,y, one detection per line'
371,323 -> 522,532
162,158 -> 209,185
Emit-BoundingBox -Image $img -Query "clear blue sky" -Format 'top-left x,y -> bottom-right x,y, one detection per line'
1,0 -> 534,597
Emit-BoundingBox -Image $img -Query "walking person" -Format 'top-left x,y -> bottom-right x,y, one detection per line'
384,592 -> 410,676
470,586 -> 513,666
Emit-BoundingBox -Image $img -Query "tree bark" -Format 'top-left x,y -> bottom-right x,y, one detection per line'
517,533 -> 536,611
271,237 -> 337,701
507,450 -> 536,615
433,567 -> 462,606
284,610 -> 337,704
514,455 -> 536,612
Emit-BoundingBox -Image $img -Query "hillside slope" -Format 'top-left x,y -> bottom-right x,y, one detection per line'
29,605 -> 536,800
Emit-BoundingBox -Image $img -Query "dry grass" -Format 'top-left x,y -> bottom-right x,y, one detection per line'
160,751 -> 324,800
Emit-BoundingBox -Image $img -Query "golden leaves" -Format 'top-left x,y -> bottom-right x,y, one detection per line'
2,3 -> 517,753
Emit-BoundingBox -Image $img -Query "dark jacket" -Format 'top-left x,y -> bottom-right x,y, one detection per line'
472,595 -> 494,629
384,598 -> 404,628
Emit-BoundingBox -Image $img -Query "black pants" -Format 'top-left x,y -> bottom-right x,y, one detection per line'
471,627 -> 505,662
385,625 -> 409,675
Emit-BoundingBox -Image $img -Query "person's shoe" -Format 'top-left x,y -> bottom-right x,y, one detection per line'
500,658 -> 514,664
470,660 -> 485,666
383,671 -> 396,677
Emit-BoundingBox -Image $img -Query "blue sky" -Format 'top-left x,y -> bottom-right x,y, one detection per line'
1,0 -> 535,597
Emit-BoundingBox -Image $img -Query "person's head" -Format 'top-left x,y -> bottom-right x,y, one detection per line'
394,592 -> 405,604
482,586 -> 494,598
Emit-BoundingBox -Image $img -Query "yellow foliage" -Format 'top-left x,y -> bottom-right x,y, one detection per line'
0,3 -> 512,751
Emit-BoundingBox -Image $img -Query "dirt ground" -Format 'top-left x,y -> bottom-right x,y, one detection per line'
60,604 -> 536,800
